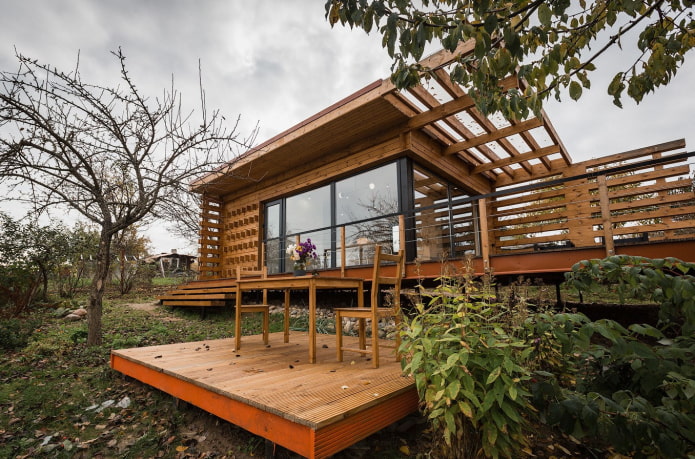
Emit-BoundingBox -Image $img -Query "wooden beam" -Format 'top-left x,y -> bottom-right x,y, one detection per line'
444,118 -> 544,155
597,175 -> 615,257
575,139 -> 686,170
407,75 -> 518,129
478,199 -> 491,273
471,145 -> 561,174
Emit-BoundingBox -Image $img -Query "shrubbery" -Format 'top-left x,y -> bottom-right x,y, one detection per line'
400,256 -> 695,458
0,317 -> 41,350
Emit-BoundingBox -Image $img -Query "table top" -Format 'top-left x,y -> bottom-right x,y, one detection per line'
236,275 -> 364,289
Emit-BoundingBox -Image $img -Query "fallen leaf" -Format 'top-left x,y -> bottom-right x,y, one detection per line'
176,445 -> 188,452
399,445 -> 410,455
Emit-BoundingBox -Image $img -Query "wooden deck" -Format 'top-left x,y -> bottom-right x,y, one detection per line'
110,332 -> 418,459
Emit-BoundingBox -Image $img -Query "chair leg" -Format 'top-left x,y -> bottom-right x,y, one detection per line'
372,318 -> 380,368
262,310 -> 269,345
395,314 -> 401,362
358,318 -> 366,350
336,312 -> 344,362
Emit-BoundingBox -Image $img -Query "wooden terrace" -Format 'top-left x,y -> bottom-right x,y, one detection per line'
110,332 -> 417,459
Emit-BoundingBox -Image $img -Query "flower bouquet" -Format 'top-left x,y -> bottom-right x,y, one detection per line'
286,239 -> 317,275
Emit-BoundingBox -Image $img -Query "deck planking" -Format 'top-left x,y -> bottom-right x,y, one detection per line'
110,332 -> 418,458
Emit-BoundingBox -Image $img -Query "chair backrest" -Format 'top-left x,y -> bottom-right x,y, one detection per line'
236,267 -> 268,303
371,245 -> 404,310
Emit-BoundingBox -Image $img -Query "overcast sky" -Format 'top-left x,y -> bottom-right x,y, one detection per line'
1,1 -> 693,253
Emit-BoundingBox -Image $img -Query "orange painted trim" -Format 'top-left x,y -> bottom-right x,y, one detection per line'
110,353 -> 313,458
111,353 -> 420,459
313,389 -> 420,458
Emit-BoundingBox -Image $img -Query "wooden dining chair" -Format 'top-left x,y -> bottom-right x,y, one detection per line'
335,245 -> 404,368
234,267 -> 270,350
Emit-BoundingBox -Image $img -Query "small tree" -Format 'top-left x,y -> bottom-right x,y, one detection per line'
55,222 -> 100,299
326,1 -> 695,119
111,226 -> 151,295
0,212 -> 68,315
0,50 -> 254,345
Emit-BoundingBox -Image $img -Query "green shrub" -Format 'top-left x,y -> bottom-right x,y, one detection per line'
530,256 -> 695,457
0,317 -> 41,350
566,255 -> 695,335
400,274 -> 534,458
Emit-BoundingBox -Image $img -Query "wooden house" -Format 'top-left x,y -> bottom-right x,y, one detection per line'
190,41 -> 695,282
121,42 -> 695,458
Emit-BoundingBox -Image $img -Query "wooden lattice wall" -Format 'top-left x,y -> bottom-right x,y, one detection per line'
221,198 -> 261,278
198,195 -> 223,279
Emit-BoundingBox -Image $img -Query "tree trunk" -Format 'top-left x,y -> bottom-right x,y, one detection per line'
86,231 -> 112,346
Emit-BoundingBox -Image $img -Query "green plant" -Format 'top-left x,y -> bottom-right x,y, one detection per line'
400,274 -> 534,458
532,319 -> 695,457
529,256 -> 695,457
0,317 -> 41,350
566,255 -> 695,335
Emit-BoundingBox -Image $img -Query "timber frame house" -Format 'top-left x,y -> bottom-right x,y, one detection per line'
191,41 -> 695,282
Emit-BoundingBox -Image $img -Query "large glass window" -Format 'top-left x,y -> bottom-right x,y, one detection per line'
262,159 -> 479,272
286,185 -> 331,234
412,165 -> 476,261
336,163 -> 398,225
264,162 -> 402,273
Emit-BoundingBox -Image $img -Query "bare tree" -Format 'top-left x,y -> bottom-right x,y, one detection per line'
0,49 -> 254,345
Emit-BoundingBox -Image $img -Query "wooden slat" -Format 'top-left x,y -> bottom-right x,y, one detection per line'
444,118 -> 544,155
158,293 -> 234,300
160,300 -> 227,307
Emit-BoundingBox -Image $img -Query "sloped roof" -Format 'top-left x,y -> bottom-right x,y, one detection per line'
193,39 -> 572,195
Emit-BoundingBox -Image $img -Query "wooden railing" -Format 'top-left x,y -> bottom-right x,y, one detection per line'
487,148 -> 695,257
408,145 -> 694,267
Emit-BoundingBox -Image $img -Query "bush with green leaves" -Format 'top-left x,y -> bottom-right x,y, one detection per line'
0,317 -> 41,350
400,274 -> 534,458
529,256 -> 695,458
566,255 -> 695,335
401,255 -> 695,458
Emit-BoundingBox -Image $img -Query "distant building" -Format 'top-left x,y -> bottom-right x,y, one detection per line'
144,249 -> 196,277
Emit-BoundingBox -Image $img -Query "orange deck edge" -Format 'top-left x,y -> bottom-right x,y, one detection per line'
110,352 -> 419,458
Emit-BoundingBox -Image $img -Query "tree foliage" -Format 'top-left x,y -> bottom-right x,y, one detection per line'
0,50 -> 253,344
0,212 -> 69,315
326,0 -> 695,119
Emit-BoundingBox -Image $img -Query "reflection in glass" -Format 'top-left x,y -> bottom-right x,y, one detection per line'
266,203 -> 280,238
336,163 -> 398,225
284,230 -> 331,272
265,238 -> 281,274
412,165 -> 474,261
286,186 -> 331,234
339,218 -> 396,266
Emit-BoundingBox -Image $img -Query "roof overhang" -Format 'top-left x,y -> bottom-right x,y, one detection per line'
192,39 -> 573,196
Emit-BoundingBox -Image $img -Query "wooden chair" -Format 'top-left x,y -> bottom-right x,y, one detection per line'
234,267 -> 270,350
335,245 -> 404,368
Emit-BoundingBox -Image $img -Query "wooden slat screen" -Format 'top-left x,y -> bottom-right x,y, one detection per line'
198,195 -> 223,279
487,151 -> 695,255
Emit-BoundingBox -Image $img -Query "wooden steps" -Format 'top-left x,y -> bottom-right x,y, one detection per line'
157,278 -> 237,308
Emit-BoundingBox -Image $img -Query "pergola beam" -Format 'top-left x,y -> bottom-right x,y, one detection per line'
443,117 -> 544,156
471,145 -> 561,174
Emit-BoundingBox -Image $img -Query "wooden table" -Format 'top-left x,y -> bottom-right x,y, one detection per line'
235,275 -> 364,363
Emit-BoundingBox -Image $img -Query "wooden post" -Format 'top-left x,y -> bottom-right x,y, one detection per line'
477,198 -> 491,273
398,214 -> 406,273
597,175 -> 615,257
340,226 -> 346,277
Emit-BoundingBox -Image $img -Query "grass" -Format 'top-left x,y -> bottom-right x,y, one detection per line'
0,290 -> 423,458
